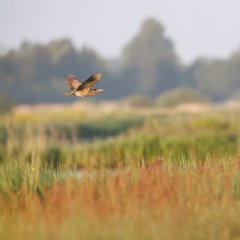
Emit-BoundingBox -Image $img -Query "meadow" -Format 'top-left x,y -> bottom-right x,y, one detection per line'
0,102 -> 240,240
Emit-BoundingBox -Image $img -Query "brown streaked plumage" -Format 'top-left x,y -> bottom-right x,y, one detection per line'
64,73 -> 104,97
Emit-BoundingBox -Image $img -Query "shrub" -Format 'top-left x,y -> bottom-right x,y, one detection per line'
0,93 -> 14,113
43,147 -> 64,169
156,88 -> 207,107
122,95 -> 154,107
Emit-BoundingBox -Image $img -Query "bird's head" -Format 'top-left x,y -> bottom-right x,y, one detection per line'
93,72 -> 102,80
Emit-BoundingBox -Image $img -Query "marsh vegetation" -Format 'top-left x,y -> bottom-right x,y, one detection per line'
0,104 -> 239,239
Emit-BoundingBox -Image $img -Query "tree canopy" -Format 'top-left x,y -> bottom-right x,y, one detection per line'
0,18 -> 240,104
121,18 -> 180,96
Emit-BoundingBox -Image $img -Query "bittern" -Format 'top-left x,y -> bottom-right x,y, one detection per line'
64,72 -> 104,97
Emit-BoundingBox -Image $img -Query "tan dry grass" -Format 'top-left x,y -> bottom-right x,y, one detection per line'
1,160 -> 240,239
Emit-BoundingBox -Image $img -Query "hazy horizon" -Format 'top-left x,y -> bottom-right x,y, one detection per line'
1,0 -> 240,63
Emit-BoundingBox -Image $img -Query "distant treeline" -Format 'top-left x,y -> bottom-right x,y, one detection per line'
0,18 -> 240,104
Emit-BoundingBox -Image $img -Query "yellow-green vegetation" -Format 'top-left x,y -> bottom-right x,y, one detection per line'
0,107 -> 240,239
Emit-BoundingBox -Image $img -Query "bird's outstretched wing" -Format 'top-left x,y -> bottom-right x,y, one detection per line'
78,72 -> 102,90
65,75 -> 81,91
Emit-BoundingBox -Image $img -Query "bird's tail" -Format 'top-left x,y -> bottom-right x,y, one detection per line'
64,92 -> 72,96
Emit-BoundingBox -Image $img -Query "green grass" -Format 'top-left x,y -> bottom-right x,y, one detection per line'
0,111 -> 238,169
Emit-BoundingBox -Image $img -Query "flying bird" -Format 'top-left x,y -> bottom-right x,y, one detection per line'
64,72 -> 104,97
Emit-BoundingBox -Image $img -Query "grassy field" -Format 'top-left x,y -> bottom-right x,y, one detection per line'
0,103 -> 240,239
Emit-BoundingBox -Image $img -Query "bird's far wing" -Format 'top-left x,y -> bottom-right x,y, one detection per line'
78,72 -> 102,90
65,75 -> 81,91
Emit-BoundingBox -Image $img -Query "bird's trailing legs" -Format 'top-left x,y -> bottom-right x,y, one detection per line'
63,92 -> 72,96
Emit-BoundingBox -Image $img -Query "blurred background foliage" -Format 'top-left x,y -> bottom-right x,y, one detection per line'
0,110 -> 238,169
0,92 -> 14,113
0,18 -> 240,105
156,88 -> 208,107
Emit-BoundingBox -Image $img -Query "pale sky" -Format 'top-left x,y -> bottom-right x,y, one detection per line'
1,0 -> 240,63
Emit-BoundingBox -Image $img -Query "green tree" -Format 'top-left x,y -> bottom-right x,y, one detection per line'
184,53 -> 240,101
0,39 -> 107,103
121,18 -> 180,96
